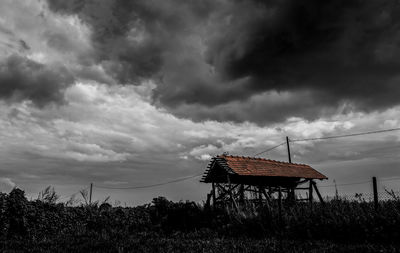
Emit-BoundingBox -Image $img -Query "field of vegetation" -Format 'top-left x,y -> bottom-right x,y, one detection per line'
1,187 -> 400,252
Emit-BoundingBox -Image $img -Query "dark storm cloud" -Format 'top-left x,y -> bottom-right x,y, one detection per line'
47,0 -> 217,83
204,0 -> 400,110
46,0 -> 400,123
0,54 -> 74,106
170,90 -> 338,124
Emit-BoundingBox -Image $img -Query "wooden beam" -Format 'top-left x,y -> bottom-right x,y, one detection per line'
288,187 -> 295,202
244,188 -> 263,193
278,186 -> 282,224
295,187 -> 311,190
297,179 -> 309,185
258,186 -> 263,206
309,180 -> 313,204
244,185 -> 252,191
312,181 -> 324,203
212,182 -> 216,208
262,188 -> 272,208
205,193 -> 211,208
216,183 -> 239,194
216,184 -> 230,198
296,198 -> 311,201
215,182 -> 240,208
227,175 -> 239,211
239,184 -> 244,203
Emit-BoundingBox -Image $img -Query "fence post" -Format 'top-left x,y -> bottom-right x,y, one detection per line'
89,183 -> 93,205
372,176 -> 378,210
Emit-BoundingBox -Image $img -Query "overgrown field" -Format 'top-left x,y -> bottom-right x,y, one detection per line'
1,188 -> 400,252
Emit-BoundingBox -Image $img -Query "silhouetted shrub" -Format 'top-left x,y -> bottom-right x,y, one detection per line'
6,188 -> 28,239
0,188 -> 400,251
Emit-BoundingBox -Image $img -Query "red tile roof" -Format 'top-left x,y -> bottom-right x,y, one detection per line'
212,155 -> 327,179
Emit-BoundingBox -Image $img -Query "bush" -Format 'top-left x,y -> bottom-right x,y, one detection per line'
0,188 -> 400,251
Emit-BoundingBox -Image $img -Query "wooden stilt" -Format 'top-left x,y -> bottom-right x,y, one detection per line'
312,181 -> 324,203
309,180 -> 313,204
205,193 -> 211,208
212,182 -> 216,208
239,184 -> 244,204
278,186 -> 282,223
262,188 -> 271,211
291,188 -> 296,201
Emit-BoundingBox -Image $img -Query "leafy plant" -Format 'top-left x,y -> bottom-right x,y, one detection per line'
37,186 -> 59,204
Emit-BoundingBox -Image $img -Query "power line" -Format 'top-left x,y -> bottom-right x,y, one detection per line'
47,127 -> 400,196
318,177 -> 400,188
290,127 -> 400,143
252,127 -> 400,158
94,173 -> 203,190
71,127 -> 400,192
253,142 -> 286,157
380,177 -> 400,183
318,180 -> 371,188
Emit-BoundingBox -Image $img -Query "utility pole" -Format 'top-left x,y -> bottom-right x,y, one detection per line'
286,136 -> 292,163
89,183 -> 93,205
372,177 -> 378,210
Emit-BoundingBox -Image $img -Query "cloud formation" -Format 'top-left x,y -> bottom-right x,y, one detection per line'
42,0 -> 400,123
1,0 -> 399,122
0,82 -> 399,203
0,0 -> 95,106
0,54 -> 74,105
0,177 -> 15,190
2,0 -> 400,204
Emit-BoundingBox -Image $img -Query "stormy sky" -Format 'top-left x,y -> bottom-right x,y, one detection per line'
0,0 -> 399,204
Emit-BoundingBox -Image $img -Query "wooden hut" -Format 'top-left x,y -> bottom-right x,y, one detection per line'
201,155 -> 327,208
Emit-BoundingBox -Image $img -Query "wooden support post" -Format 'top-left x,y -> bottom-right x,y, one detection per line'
226,175 -> 238,210
373,176 -> 378,210
211,182 -> 215,209
225,176 -> 231,207
278,186 -> 283,223
239,184 -> 244,204
212,182 -> 216,208
286,187 -> 295,202
205,193 -> 211,208
217,183 -> 238,197
258,186 -> 263,206
312,181 -> 324,203
308,180 -> 313,204
262,189 -> 271,209
232,196 -> 239,211
227,174 -> 231,189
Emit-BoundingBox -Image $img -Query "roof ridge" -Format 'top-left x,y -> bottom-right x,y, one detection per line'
216,154 -> 308,166
209,154 -> 328,180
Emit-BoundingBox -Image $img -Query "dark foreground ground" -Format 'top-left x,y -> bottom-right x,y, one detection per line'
3,234 -> 400,253
1,188 -> 400,252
